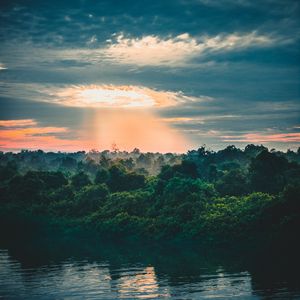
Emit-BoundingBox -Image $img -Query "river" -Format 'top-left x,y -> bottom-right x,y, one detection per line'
0,230 -> 299,299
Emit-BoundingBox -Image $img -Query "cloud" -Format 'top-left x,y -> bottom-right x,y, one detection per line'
222,132 -> 300,143
17,84 -> 209,109
103,33 -> 201,67
192,0 -> 253,8
189,0 -> 296,11
56,59 -> 92,68
87,35 -> 98,45
161,114 -> 239,124
0,126 -> 67,138
103,32 -> 276,67
0,119 -> 37,127
0,119 -> 97,152
161,117 -> 201,123
0,63 -> 7,70
0,30 -> 287,71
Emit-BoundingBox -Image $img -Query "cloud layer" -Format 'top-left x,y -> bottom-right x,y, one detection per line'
53,85 -> 182,108
0,0 -> 299,151
222,132 -> 300,143
103,32 -> 275,67
0,119 -> 73,151
1,83 -> 208,109
0,119 -> 37,127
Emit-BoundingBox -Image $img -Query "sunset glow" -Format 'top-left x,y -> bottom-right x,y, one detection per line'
0,112 -> 192,153
0,120 -> 96,152
88,110 -> 191,152
0,84 -> 194,152
52,85 -> 180,108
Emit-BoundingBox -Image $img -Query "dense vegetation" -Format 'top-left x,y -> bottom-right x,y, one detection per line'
1,145 -> 300,245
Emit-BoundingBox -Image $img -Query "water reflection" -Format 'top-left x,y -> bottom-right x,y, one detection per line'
115,266 -> 170,299
0,235 -> 299,299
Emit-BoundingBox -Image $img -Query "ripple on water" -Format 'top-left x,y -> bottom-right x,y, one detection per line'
0,248 -> 299,299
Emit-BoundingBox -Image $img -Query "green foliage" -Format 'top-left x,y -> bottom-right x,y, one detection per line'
249,150 -> 289,193
94,168 -> 109,184
74,184 -> 109,215
1,145 -> 299,244
107,165 -> 146,192
71,171 -> 91,190
0,161 -> 18,182
215,169 -> 249,196
99,190 -> 151,218
159,160 -> 198,180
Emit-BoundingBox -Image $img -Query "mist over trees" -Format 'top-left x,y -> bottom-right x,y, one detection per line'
0,145 -> 299,244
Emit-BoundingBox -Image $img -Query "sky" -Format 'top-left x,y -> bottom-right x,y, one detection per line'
0,0 -> 299,153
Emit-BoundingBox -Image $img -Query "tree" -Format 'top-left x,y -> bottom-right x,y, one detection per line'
9,172 -> 45,203
0,161 -> 18,182
249,150 -> 289,193
244,144 -> 268,157
38,171 -> 68,189
107,165 -> 145,192
73,184 -> 109,215
95,168 -> 109,184
60,156 -> 77,169
159,160 -> 198,180
216,169 -> 249,196
71,171 -> 91,190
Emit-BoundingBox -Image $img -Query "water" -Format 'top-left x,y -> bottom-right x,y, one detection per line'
0,234 -> 299,299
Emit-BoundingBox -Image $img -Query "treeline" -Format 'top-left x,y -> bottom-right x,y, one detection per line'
0,148 -> 182,177
0,144 -> 299,244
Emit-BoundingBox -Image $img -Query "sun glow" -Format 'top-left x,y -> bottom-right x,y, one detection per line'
0,84 -> 196,152
79,87 -> 154,108
54,85 -> 180,108
51,84 -> 193,152
84,109 -> 191,153
0,83 -> 206,151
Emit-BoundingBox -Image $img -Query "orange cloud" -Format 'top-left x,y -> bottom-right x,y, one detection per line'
0,127 -> 67,139
0,113 -> 193,153
0,120 -> 96,152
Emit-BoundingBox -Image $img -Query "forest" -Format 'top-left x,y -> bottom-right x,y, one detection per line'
0,144 -> 299,246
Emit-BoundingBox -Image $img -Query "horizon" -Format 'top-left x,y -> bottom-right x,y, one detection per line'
1,143 -> 298,155
1,0 -> 299,152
